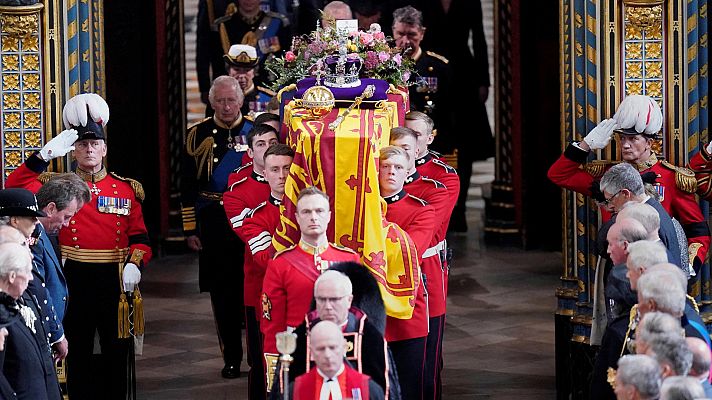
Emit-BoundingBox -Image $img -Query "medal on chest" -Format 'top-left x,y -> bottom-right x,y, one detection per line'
90,183 -> 101,195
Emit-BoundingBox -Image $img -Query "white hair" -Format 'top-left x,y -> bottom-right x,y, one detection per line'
617,354 -> 661,400
638,270 -> 685,317
314,269 -> 352,296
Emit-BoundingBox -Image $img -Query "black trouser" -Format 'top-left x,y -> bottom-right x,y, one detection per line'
64,260 -> 131,400
424,315 -> 445,400
390,336 -> 427,400
245,306 -> 265,400
209,288 -> 243,367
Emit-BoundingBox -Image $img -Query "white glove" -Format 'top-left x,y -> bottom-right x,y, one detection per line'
705,141 -> 712,155
583,119 -> 617,150
613,95 -> 663,135
62,93 -> 110,129
39,129 -> 78,161
122,263 -> 141,292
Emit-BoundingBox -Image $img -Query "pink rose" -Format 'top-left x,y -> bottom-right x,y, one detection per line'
359,32 -> 374,46
364,51 -> 379,70
285,51 -> 296,62
392,53 -> 402,66
402,71 -> 411,82
374,31 -> 386,41
378,51 -> 389,62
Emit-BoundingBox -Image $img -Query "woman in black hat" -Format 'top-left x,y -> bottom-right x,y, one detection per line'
0,188 -> 46,240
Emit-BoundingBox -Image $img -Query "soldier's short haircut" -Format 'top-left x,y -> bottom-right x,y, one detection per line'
660,376 -> 705,400
209,75 -> 244,104
600,163 -> 645,196
392,5 -> 423,28
616,355 -> 661,400
618,202 -> 660,235
646,263 -> 687,293
314,269 -> 353,297
297,186 -> 330,205
638,270 -> 686,317
263,143 -> 294,162
647,333 -> 693,377
254,112 -> 280,126
389,127 -> 418,143
405,111 -> 434,136
36,173 -> 91,211
638,311 -> 683,345
246,124 -> 278,149
0,242 -> 32,279
626,241 -> 668,271
379,146 -> 410,163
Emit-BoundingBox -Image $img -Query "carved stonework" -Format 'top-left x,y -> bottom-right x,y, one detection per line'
0,13 -> 37,38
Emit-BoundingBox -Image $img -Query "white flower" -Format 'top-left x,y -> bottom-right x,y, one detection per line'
369,23 -> 381,33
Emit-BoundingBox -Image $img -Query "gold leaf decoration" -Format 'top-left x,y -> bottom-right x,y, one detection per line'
577,221 -> 585,236
3,132 -> 20,147
626,62 -> 643,78
24,131 -> 40,147
0,14 -> 39,39
2,93 -> 19,109
625,5 -> 663,28
626,81 -> 644,95
625,25 -> 643,40
2,75 -> 19,90
21,35 -> 38,51
2,55 -> 19,71
646,42 -> 663,59
645,81 -> 663,97
23,112 -> 40,128
1,36 -> 18,52
22,93 -> 40,109
645,61 -> 662,78
645,24 -> 663,39
4,151 -> 21,167
3,112 -> 20,129
21,55 -> 38,71
22,74 -> 39,90
625,43 -> 643,59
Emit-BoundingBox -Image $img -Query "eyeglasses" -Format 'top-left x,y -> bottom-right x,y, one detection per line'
600,190 -> 623,206
315,295 -> 348,304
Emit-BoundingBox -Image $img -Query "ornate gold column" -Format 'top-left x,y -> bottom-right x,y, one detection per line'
0,4 -> 45,182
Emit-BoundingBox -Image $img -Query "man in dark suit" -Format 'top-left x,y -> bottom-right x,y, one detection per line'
32,173 -> 91,360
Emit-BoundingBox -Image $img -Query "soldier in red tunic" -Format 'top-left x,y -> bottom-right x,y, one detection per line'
290,320 -> 384,399
261,187 -> 360,391
238,143 -> 294,399
390,129 -> 452,389
5,93 -> 150,400
379,145 -> 436,400
547,95 -> 710,275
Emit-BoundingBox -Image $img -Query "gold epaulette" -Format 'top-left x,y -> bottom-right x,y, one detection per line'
109,172 -> 145,201
582,161 -> 613,178
244,113 -> 254,122
661,161 -> 697,193
38,172 -> 59,184
273,244 -> 297,259
258,85 -> 276,97
330,243 -> 357,254
425,51 -> 449,64
187,116 -> 211,130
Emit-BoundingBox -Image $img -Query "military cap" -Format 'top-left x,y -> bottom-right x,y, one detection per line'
73,117 -> 105,141
224,44 -> 258,68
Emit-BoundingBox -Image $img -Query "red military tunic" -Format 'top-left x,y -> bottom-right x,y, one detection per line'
548,143 -> 710,266
416,150 -> 460,233
404,171 -> 451,316
224,168 -> 271,233
5,153 -> 152,266
261,242 -> 360,356
689,148 -> 712,201
384,190 -> 435,341
226,161 -> 253,189
240,195 -> 281,309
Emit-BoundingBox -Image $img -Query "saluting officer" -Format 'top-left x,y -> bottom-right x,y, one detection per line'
5,93 -> 151,400
547,95 -> 710,277
224,44 -> 276,118
181,75 -> 253,379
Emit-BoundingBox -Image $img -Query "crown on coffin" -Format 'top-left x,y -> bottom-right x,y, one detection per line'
323,55 -> 363,88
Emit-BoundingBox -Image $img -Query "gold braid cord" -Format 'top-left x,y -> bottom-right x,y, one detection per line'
687,294 -> 700,313
608,304 -> 640,390
186,126 -> 215,180
662,161 -> 697,193
582,162 -> 610,178
117,263 -> 130,339
110,172 -> 145,202
38,172 -> 58,184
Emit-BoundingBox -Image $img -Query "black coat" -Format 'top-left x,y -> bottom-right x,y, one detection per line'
3,292 -> 60,400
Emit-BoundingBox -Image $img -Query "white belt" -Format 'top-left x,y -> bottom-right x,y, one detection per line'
422,239 -> 446,259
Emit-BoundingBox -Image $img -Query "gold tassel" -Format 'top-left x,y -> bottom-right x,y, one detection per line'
133,288 -> 145,336
118,293 -> 130,339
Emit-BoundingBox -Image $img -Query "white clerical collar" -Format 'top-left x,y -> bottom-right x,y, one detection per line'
317,364 -> 344,381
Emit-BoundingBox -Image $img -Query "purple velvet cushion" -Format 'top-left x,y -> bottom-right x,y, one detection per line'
295,77 -> 390,101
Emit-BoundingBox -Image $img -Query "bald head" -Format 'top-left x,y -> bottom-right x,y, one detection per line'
607,217 -> 648,265
686,337 -> 711,378
310,320 -> 347,378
